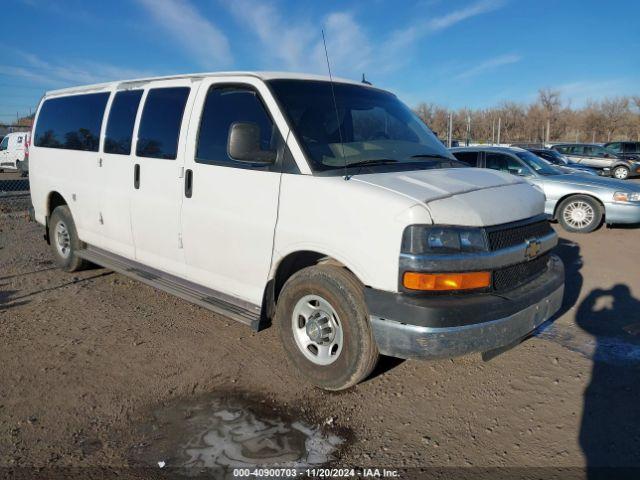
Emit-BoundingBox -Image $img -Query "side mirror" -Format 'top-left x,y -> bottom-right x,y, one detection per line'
227,122 -> 276,164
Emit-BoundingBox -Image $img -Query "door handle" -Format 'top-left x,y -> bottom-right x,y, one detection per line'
184,169 -> 193,198
134,164 -> 140,189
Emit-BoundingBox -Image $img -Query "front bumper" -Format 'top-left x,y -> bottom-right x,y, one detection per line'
605,202 -> 640,224
365,255 -> 564,360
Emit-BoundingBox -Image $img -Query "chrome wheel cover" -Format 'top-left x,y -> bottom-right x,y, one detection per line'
613,167 -> 628,179
54,221 -> 71,258
563,201 -> 595,230
291,294 -> 343,366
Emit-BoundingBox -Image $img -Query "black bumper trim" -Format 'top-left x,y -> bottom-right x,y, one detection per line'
365,254 -> 564,329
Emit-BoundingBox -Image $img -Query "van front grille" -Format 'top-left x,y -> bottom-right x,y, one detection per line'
493,254 -> 550,292
486,218 -> 553,251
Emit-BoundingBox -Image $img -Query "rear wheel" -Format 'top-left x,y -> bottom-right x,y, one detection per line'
276,265 -> 379,391
612,166 -> 630,180
557,195 -> 603,233
49,205 -> 89,272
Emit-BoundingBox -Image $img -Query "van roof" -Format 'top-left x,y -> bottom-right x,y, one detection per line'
43,71 -> 377,97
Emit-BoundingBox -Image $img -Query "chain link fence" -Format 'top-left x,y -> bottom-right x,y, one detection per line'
0,170 -> 31,215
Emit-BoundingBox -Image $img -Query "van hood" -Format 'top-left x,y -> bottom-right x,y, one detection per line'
353,168 -> 545,226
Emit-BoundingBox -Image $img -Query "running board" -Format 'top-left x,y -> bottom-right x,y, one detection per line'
76,246 -> 262,330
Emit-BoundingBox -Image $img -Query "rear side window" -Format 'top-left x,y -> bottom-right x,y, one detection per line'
486,153 -> 524,173
196,86 -> 275,166
34,93 -> 110,152
136,87 -> 190,160
451,151 -> 479,166
104,90 -> 143,155
624,143 -> 639,153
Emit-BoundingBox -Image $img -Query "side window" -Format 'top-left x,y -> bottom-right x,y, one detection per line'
624,143 -> 638,153
104,90 -> 143,155
555,146 -> 568,154
196,86 -> 276,166
585,146 -> 605,157
451,151 -> 479,166
607,142 -> 621,153
34,93 -> 110,151
17,136 -> 23,144
136,87 -> 190,160
0,136 -> 7,151
569,145 -> 584,155
486,153 -> 524,174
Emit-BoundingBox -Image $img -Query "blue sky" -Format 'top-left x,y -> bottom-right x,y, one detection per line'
1,0 -> 639,122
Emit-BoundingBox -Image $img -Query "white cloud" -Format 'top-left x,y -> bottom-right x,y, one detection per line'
554,79 -> 639,107
224,0 -> 508,78
135,0 -> 232,68
225,1 -> 372,77
225,0 -> 316,71
0,52 -> 154,88
454,53 -> 521,80
384,0 -> 507,57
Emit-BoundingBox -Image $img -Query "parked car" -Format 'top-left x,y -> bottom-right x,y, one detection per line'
451,146 -> 640,233
29,72 -> 564,390
0,131 -> 30,175
524,147 -> 600,176
550,143 -> 640,180
603,141 -> 640,161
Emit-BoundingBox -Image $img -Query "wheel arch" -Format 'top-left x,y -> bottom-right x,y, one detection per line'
44,191 -> 70,244
260,250 -> 359,327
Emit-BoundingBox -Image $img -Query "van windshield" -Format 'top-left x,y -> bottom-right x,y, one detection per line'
268,80 -> 459,173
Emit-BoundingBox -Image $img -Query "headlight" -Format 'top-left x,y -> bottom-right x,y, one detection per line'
402,226 -> 488,254
613,191 -> 640,202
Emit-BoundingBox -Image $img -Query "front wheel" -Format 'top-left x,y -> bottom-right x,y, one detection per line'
49,205 -> 89,272
276,265 -> 379,391
557,195 -> 603,233
612,166 -> 630,180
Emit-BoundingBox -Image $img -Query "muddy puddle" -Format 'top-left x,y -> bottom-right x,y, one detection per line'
129,391 -> 347,478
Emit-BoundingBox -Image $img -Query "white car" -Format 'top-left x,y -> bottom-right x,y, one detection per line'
29,72 -> 564,390
0,131 -> 30,174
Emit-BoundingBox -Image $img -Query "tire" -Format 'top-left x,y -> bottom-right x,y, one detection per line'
48,205 -> 89,272
276,265 -> 379,391
557,195 -> 603,233
612,166 -> 630,180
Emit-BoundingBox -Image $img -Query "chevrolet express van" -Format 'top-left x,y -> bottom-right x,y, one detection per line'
29,72 -> 564,390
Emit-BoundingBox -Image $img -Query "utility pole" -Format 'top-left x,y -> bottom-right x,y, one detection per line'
492,118 -> 495,144
465,114 -> 471,146
497,117 -> 501,145
447,112 -> 452,148
592,130 -> 596,143
545,119 -> 550,145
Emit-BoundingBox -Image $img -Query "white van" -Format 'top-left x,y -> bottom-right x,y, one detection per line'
0,131 -> 30,174
29,72 -> 564,390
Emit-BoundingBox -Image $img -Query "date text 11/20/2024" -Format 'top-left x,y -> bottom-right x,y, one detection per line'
232,468 -> 400,478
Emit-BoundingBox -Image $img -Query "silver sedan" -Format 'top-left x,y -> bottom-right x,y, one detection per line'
450,146 -> 640,233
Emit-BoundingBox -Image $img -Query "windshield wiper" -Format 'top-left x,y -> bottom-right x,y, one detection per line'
346,159 -> 399,168
410,153 -> 454,160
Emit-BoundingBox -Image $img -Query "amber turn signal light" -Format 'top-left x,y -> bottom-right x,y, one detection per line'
403,271 -> 491,291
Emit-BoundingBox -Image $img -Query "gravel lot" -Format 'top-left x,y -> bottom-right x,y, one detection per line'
1,185 -> 639,479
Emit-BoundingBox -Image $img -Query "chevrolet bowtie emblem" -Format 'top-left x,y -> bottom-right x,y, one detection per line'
524,238 -> 541,260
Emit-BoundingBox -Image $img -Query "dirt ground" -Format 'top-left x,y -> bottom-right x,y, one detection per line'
1,189 -> 639,479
